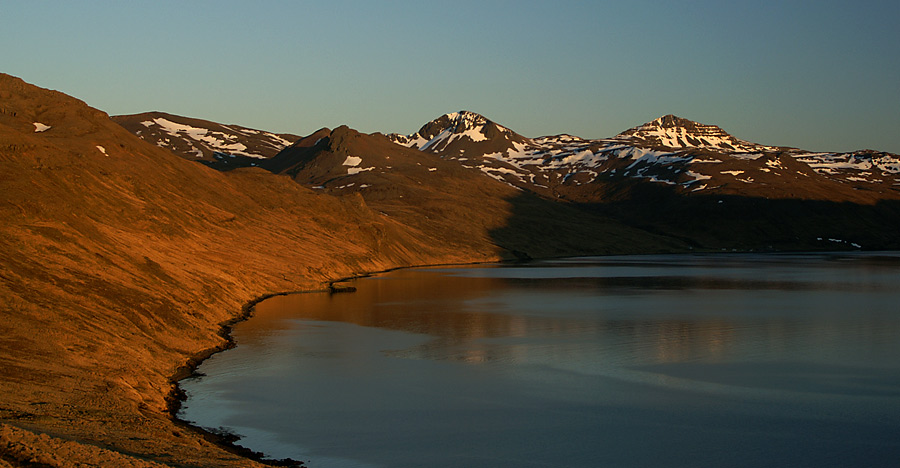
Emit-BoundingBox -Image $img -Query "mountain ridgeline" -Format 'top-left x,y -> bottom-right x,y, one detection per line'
118,108 -> 900,252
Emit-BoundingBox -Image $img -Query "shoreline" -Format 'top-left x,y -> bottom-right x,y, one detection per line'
165,289 -> 323,467
161,249 -> 885,466
163,258 -> 511,466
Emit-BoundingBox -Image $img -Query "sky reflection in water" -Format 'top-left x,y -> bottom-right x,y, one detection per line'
181,253 -> 900,468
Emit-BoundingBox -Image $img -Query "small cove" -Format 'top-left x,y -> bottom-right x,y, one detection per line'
180,253 -> 900,467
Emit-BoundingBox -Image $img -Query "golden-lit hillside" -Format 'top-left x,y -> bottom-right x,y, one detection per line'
0,74 -> 498,467
0,74 -> 677,466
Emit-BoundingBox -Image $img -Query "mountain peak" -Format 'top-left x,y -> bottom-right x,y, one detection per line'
445,110 -> 488,122
389,111 -> 530,154
420,111 -> 504,142
651,114 -> 698,128
617,115 -> 766,152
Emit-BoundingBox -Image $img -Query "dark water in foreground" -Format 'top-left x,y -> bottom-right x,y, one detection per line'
181,253 -> 900,467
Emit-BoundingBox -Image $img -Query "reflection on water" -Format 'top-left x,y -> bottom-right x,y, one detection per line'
181,253 -> 900,468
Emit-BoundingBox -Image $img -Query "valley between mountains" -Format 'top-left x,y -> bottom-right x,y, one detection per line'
2,72 -> 899,467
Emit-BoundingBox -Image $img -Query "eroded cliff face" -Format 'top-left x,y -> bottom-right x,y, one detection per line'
0,74 -> 505,467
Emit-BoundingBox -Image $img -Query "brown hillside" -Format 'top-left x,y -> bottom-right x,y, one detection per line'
0,74 -> 507,467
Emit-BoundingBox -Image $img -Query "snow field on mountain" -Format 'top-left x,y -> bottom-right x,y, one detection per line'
141,117 -> 268,159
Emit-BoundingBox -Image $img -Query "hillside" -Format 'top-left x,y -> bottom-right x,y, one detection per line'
0,75 -> 505,467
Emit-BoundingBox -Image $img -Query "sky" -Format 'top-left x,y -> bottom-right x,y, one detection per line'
3,0 -> 899,153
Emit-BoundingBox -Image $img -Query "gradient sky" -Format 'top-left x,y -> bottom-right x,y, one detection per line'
4,1 -> 899,153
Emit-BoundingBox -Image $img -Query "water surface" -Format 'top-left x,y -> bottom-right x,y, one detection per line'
181,253 -> 900,467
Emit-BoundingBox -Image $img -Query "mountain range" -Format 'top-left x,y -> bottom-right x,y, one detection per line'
387,111 -> 900,203
2,72 -> 899,467
114,107 -> 900,252
119,108 -> 900,204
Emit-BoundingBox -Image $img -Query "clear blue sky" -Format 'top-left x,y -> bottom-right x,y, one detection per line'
4,0 -> 899,153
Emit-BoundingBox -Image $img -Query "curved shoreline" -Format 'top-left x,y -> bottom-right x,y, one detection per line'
164,258 -> 511,466
166,290 -> 322,467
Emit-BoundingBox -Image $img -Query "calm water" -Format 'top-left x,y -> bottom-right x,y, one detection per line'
180,253 -> 900,467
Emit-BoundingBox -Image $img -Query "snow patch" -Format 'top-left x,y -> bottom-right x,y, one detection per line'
33,122 -> 51,132
343,156 -> 363,167
347,166 -> 374,175
96,145 -> 108,156
684,171 -> 711,183
731,153 -> 765,160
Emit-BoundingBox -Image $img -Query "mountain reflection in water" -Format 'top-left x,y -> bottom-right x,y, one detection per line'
181,253 -> 900,468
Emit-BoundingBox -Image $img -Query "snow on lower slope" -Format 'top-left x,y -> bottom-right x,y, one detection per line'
795,151 -> 900,175
342,155 -> 374,175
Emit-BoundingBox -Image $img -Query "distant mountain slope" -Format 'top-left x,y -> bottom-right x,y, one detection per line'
389,111 -> 900,203
113,111 -> 299,169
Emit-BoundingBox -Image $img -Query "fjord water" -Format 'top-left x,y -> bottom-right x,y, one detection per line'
180,253 -> 900,467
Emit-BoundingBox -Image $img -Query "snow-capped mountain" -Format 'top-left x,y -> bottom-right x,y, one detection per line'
613,114 -> 777,152
113,112 -> 299,168
389,111 -> 900,202
389,111 -> 531,155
